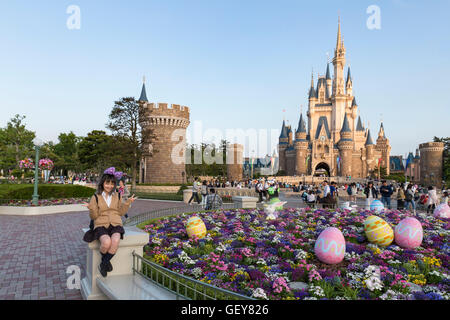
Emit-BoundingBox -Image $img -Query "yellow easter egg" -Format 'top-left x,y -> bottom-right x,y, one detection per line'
186,216 -> 207,239
364,215 -> 394,247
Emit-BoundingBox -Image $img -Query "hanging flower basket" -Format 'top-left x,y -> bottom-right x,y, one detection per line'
39,158 -> 54,171
19,158 -> 34,169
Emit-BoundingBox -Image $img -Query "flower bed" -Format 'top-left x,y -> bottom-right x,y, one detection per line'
1,198 -> 90,207
141,208 -> 449,300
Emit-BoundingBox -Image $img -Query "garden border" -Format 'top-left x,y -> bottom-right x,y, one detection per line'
0,204 -> 85,216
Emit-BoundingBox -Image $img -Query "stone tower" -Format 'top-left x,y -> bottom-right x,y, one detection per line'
138,80 -> 190,184
278,120 -> 288,172
338,113 -> 353,176
376,122 -> 391,175
419,142 -> 444,188
294,112 -> 308,175
227,143 -> 243,181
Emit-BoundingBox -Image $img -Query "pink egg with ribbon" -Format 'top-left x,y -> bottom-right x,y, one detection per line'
433,203 -> 450,219
394,217 -> 423,249
314,227 -> 346,264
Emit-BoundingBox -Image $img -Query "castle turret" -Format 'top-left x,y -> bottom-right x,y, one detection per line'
376,122 -> 391,175
138,83 -> 190,183
332,17 -> 346,96
346,66 -> 352,96
278,120 -> 288,172
365,129 -> 375,176
338,113 -> 353,177
325,63 -> 332,98
294,113 -> 308,175
419,142 -> 444,188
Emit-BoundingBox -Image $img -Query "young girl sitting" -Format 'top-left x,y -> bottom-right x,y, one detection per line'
84,167 -> 137,277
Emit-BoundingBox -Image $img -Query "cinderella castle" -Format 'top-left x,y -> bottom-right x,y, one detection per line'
278,19 -> 391,178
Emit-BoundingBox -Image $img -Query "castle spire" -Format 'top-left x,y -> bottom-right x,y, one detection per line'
356,116 -> 364,131
340,113 -> 352,133
326,63 -> 331,80
138,76 -> 148,102
336,16 -> 342,51
365,129 -> 374,145
279,120 -> 288,139
346,66 -> 352,85
296,113 -> 307,133
378,122 -> 385,138
309,71 -> 316,99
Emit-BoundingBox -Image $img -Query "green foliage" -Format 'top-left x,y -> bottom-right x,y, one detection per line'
433,136 -> 450,185
3,184 -> 95,200
0,114 -> 36,171
177,184 -> 189,195
185,140 -> 228,179
385,173 -> 406,183
134,192 -> 183,201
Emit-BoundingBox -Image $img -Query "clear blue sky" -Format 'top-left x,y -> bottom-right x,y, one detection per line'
0,0 -> 449,158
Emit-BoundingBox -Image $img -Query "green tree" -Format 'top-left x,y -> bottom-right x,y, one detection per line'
0,114 -> 35,172
78,130 -> 112,173
433,136 -> 450,185
53,132 -> 81,174
106,97 -> 155,190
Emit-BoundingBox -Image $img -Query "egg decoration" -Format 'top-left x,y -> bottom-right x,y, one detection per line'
370,200 -> 385,212
314,227 -> 346,264
364,215 -> 394,247
186,216 -> 207,239
433,203 -> 450,219
394,217 -> 423,249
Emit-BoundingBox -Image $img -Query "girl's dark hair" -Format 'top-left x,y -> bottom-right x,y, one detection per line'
97,173 -> 117,195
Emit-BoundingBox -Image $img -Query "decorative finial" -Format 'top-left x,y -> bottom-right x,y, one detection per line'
326,52 -> 330,63
143,75 -> 146,84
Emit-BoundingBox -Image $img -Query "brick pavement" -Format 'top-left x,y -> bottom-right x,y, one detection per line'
0,199 -> 186,300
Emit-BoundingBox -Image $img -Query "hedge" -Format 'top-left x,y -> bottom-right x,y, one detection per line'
4,185 -> 96,200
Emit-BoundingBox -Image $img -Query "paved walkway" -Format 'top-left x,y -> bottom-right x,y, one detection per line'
0,200 -> 186,300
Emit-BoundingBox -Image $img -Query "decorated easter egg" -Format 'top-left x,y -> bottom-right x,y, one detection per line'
433,203 -> 450,219
394,217 -> 423,249
364,215 -> 394,247
370,200 -> 385,212
314,227 -> 346,264
186,216 -> 207,239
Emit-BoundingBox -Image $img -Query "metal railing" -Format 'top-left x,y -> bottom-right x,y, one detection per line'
132,251 -> 255,300
124,202 -> 240,227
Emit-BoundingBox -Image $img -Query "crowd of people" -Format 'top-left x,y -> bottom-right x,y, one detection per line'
190,176 -> 449,214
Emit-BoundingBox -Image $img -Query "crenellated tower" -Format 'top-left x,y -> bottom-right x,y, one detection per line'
138,79 -> 190,184
294,112 -> 308,175
338,113 -> 353,176
376,122 -> 391,175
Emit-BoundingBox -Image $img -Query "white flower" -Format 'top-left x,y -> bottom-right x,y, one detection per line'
191,267 -> 203,278
295,249 -> 308,260
251,288 -> 268,300
151,237 -> 162,245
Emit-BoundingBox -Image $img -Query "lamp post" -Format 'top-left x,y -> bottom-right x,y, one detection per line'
32,138 -> 44,205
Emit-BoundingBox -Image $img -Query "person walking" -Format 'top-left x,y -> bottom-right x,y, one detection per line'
379,180 -> 394,209
397,183 -> 405,210
200,180 -> 209,208
117,176 -> 131,219
426,186 -> 439,214
205,188 -> 223,210
364,181 -> 378,209
188,177 -> 201,205
404,184 -> 416,213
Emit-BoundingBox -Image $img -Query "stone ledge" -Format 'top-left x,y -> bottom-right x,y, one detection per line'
0,204 -> 86,216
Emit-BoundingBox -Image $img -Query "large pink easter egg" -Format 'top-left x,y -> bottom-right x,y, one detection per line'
394,217 -> 423,249
314,227 -> 346,264
433,203 -> 450,219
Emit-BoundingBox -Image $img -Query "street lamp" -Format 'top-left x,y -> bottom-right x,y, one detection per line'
32,137 -> 44,205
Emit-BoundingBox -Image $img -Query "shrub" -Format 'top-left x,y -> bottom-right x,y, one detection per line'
177,184 -> 189,195
4,185 -> 95,200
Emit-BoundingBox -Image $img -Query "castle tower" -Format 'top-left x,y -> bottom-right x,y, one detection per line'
338,113 -> 353,176
419,142 -> 444,188
227,143 -> 244,181
376,122 -> 391,175
278,120 -> 289,172
138,81 -> 190,184
294,113 -> 308,175
307,72 -> 317,134
346,66 -> 352,96
331,17 -> 347,142
325,63 -> 332,98
365,129 -> 375,177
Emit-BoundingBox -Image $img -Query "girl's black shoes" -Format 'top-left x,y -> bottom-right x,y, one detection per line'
98,262 -> 108,277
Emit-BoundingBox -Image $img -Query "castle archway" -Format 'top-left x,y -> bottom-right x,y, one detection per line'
314,162 -> 330,177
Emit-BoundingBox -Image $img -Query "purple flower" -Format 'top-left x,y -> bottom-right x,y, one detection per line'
114,171 -> 123,180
